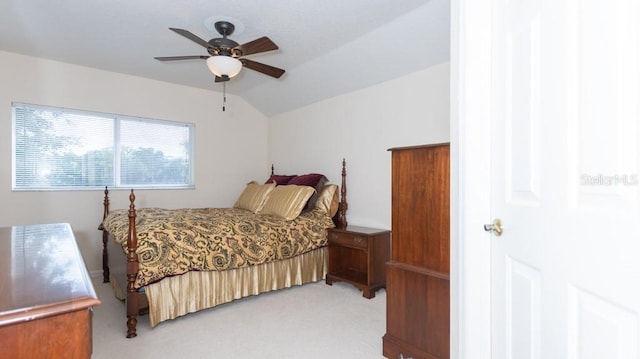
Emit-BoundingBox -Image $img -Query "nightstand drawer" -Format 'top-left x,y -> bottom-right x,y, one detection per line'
329,232 -> 368,249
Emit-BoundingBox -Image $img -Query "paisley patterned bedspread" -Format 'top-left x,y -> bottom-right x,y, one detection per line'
102,207 -> 335,288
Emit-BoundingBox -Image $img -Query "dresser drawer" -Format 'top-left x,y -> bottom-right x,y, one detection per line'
329,232 -> 368,249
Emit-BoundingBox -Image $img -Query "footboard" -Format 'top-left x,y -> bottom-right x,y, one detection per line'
100,188 -> 144,338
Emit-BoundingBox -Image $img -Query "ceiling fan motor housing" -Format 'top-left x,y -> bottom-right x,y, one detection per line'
207,38 -> 241,57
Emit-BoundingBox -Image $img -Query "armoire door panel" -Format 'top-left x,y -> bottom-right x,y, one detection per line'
390,145 -> 450,274
384,264 -> 450,359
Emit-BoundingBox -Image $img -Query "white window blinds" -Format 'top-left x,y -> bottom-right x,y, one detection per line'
13,103 -> 194,190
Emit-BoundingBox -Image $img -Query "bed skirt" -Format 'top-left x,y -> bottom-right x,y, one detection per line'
110,246 -> 327,327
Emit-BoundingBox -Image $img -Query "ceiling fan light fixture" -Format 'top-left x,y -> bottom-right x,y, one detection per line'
206,56 -> 242,78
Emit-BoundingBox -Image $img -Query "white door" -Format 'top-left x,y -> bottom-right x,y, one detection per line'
488,0 -> 640,358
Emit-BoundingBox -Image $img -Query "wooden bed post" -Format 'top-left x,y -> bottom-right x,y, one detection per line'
337,158 -> 348,228
102,186 -> 110,283
126,189 -> 139,338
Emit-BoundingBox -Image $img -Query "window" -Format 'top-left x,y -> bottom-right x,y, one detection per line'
13,103 -> 195,190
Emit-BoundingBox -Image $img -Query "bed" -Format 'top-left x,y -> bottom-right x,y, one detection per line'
99,160 -> 348,338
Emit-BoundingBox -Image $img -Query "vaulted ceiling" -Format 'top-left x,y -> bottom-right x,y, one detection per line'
0,0 -> 450,116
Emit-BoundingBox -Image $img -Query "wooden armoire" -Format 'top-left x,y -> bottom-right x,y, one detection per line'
383,143 -> 450,359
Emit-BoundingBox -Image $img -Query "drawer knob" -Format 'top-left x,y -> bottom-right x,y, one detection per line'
354,236 -> 363,243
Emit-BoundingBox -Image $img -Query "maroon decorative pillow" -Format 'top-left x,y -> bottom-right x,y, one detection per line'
265,175 -> 297,185
287,173 -> 329,212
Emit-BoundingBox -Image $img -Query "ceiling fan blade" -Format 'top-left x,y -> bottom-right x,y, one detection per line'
241,59 -> 285,78
154,55 -> 208,61
236,36 -> 278,56
169,28 -> 212,49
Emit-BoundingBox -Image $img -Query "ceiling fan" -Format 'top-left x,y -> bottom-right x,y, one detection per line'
154,21 -> 285,82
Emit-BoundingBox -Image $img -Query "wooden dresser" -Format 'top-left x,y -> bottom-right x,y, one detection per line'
383,143 -> 450,359
0,223 -> 100,359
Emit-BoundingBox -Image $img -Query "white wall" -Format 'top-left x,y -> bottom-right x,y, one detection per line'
0,51 -> 269,273
0,52 -> 449,274
268,62 -> 450,229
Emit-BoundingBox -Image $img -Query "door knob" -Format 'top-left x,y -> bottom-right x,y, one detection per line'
484,218 -> 503,236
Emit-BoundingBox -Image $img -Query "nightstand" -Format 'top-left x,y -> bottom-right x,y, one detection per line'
325,225 -> 391,298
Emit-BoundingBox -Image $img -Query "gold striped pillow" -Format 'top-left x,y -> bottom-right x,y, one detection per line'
234,181 -> 276,213
314,184 -> 339,217
258,185 -> 315,220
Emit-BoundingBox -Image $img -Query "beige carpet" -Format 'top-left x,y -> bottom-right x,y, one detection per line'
91,277 -> 387,358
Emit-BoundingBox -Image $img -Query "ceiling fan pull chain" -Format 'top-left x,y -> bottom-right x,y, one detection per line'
222,81 -> 226,112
